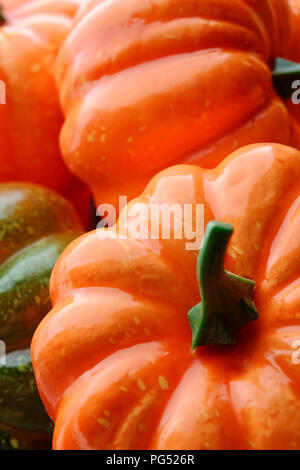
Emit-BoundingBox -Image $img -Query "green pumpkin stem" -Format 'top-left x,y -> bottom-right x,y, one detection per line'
188,221 -> 258,349
272,57 -> 300,99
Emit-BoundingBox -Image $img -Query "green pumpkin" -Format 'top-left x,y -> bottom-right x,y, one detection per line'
0,183 -> 82,449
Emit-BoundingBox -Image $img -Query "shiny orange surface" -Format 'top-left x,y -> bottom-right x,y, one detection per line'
32,143 -> 300,450
56,0 -> 299,208
0,1 -> 86,198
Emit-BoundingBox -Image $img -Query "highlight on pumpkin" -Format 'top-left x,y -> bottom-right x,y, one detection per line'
1,0 -> 300,453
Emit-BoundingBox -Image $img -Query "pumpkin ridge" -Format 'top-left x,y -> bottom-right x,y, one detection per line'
51,231 -> 197,308
157,95 -> 280,169
51,341 -> 184,449
258,189 -> 300,297
60,21 -> 266,91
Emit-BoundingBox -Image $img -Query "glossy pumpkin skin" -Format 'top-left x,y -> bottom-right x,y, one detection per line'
0,183 -> 82,449
55,0 -> 299,208
32,143 -> 300,450
0,0 -> 90,224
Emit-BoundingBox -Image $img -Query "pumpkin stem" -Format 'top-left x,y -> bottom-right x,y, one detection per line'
0,6 -> 5,26
272,57 -> 300,99
188,221 -> 258,349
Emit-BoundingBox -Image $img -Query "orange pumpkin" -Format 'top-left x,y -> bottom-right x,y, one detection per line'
0,0 -> 90,225
55,0 -> 300,209
32,143 -> 300,450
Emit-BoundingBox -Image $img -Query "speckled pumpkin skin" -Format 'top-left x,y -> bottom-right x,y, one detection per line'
0,183 -> 82,450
